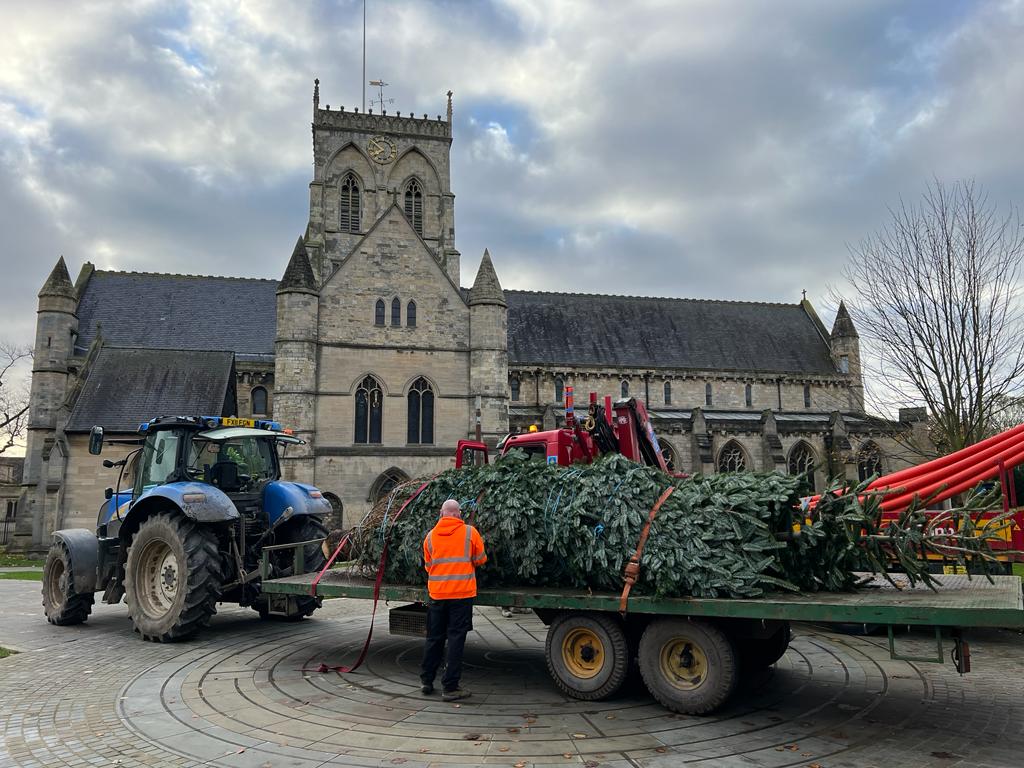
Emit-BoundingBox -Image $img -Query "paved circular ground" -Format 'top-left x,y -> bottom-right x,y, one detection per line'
2,580 -> 1023,767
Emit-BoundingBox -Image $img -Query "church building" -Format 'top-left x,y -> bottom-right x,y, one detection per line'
11,83 -> 924,549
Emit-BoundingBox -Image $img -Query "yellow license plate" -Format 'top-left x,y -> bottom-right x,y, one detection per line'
221,417 -> 256,428
942,565 -> 968,575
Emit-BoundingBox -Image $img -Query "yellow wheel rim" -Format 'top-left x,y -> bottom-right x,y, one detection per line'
562,627 -> 605,679
660,636 -> 708,690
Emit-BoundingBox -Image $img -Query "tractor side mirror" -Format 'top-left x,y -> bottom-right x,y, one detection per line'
88,426 -> 104,455
104,487 -> 114,500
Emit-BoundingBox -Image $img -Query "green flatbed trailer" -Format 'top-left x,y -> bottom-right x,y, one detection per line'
261,554 -> 1024,715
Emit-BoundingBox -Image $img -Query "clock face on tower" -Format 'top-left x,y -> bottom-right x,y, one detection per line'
368,136 -> 396,164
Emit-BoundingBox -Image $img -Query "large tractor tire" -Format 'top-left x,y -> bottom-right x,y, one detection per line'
638,618 -> 738,715
545,612 -> 630,701
124,513 -> 222,642
42,541 -> 95,626
255,516 -> 327,621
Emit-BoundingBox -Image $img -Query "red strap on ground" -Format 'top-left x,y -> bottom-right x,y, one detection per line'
619,485 -> 675,614
311,476 -> 437,675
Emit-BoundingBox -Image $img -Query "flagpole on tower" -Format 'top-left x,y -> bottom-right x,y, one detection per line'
361,0 -> 367,111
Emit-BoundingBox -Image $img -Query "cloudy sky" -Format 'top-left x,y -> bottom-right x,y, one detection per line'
1,0 -> 1023,351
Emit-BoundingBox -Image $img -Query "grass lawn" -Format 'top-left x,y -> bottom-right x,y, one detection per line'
0,647 -> 16,659
0,553 -> 45,568
0,571 -> 42,581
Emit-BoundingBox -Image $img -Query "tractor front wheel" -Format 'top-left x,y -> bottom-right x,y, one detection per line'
42,541 -> 94,626
124,513 -> 222,642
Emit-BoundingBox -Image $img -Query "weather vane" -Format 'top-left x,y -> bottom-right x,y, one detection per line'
368,79 -> 394,110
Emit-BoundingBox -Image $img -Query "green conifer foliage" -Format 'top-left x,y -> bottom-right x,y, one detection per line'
351,451 -> 1010,598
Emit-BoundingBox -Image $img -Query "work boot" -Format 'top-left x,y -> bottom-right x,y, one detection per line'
442,687 -> 471,702
421,683 -> 435,695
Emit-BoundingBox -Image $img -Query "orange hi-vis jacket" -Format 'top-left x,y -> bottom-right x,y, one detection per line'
423,516 -> 487,600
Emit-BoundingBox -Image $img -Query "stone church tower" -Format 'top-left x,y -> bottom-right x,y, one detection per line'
273,83 -> 508,521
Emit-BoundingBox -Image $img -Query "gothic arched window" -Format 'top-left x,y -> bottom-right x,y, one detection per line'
664,381 -> 672,405
374,299 -> 385,326
404,179 -> 423,235
407,300 -> 417,327
339,173 -> 361,233
660,439 -> 677,471
510,378 -> 520,402
555,377 -> 564,403
705,382 -> 713,407
251,386 -> 268,416
788,442 -> 817,491
407,377 -> 435,444
621,380 -> 629,398
354,375 -> 383,444
370,468 -> 410,502
745,383 -> 753,408
391,297 -> 401,327
718,440 -> 747,473
857,441 -> 882,482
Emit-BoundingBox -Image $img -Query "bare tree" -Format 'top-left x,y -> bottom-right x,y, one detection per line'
840,180 -> 1024,454
0,342 -> 32,455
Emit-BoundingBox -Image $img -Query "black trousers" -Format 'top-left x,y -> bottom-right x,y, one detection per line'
420,597 -> 474,691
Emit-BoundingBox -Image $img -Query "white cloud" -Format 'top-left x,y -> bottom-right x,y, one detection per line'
0,0 -> 1022,343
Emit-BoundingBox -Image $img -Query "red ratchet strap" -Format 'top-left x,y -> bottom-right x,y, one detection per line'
619,486 -> 675,615
312,476 -> 437,675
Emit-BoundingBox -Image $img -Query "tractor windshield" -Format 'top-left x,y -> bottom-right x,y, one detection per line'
185,435 -> 277,491
136,430 -> 183,492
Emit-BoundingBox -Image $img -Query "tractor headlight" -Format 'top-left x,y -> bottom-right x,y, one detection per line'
182,493 -> 207,503
308,490 -> 323,499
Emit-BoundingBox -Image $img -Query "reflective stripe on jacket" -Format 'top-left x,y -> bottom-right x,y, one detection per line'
423,516 -> 487,600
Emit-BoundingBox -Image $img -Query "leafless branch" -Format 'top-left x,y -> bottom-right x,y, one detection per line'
837,179 -> 1024,453
0,341 -> 32,456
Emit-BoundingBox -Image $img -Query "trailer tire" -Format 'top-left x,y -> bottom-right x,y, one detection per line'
545,612 -> 629,701
255,516 -> 327,621
738,623 -> 791,671
124,513 -> 222,642
42,541 -> 94,626
638,618 -> 737,715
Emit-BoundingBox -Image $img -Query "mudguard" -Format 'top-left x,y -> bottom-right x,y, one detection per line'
263,481 -> 332,525
126,482 -> 239,525
52,529 -> 100,593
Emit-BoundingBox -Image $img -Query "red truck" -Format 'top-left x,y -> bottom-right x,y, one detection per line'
456,387 -> 680,474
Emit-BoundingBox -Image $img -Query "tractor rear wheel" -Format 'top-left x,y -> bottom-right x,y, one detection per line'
42,541 -> 94,626
255,516 -> 327,620
124,513 -> 222,642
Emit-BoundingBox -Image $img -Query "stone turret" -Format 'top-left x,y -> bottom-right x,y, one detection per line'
830,301 -> 863,411
274,237 -> 319,484
23,256 -> 79,544
468,250 -> 509,441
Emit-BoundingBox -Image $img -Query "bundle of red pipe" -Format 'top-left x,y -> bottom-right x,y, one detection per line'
806,423 -> 1024,514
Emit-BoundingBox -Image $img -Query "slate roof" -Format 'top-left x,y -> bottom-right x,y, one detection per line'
505,291 -> 838,374
75,271 -> 278,361
66,347 -> 236,433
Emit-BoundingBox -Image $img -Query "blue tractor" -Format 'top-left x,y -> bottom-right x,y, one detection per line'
41,416 -> 332,641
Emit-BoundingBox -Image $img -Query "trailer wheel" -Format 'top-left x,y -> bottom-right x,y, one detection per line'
638,618 -> 737,715
255,516 -> 327,621
42,541 -> 94,626
124,513 -> 222,642
738,623 -> 790,671
545,612 -> 629,701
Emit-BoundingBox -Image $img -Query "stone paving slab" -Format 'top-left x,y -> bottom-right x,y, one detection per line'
2,579 -> 1024,767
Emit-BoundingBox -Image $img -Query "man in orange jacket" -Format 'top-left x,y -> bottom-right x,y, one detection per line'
420,498 -> 487,701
